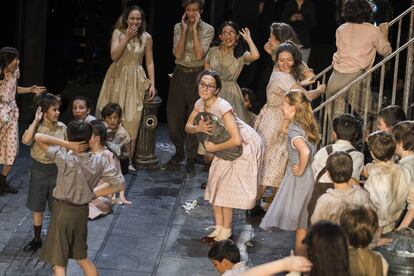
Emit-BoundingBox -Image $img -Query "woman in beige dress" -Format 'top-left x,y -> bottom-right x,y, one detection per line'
96,5 -> 156,173
204,21 -> 260,123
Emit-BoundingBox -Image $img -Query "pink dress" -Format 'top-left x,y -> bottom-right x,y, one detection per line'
0,71 -> 19,165
195,98 -> 263,210
254,70 -> 296,187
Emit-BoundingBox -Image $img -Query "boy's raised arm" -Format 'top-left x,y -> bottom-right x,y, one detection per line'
34,133 -> 87,153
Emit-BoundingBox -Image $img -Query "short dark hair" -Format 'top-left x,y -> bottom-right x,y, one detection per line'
67,120 -> 93,142
182,0 -> 205,10
208,239 -> 240,264
90,120 -> 107,145
340,206 -> 378,248
326,152 -> 353,183
304,221 -> 350,276
73,96 -> 92,109
197,70 -> 222,91
392,121 -> 414,152
342,0 -> 373,24
367,131 -> 396,161
32,92 -> 60,113
332,114 -> 359,142
241,88 -> 256,103
378,105 -> 406,128
101,103 -> 123,119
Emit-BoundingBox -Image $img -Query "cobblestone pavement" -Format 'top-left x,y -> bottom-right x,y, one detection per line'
0,125 -> 294,276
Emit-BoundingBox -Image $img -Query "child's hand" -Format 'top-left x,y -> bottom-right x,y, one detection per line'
119,197 -> 132,205
281,256 -> 312,272
34,107 -> 43,123
375,237 -> 392,247
197,116 -> 213,135
292,165 -> 303,176
204,141 -> 218,153
68,141 -> 89,153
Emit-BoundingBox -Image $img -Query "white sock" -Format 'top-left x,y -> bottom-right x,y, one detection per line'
207,225 -> 222,238
214,227 -> 232,241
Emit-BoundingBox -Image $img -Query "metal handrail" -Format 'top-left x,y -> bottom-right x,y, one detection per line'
313,37 -> 414,113
312,5 -> 414,83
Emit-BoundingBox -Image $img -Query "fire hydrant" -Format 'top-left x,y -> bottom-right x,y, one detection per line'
134,95 -> 162,169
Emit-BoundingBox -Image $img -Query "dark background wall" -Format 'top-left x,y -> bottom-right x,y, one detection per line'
0,0 -> 409,123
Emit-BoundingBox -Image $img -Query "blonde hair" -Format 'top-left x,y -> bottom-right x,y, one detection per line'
284,89 -> 320,144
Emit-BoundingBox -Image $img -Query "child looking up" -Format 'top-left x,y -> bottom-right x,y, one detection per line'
260,89 -> 319,256
311,151 -> 372,225
22,93 -> 67,252
364,131 -> 411,236
340,206 -> 388,276
35,120 -> 125,276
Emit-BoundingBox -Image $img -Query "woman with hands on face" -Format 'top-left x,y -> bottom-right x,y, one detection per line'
96,5 -> 156,174
185,70 -> 263,243
205,21 -> 260,123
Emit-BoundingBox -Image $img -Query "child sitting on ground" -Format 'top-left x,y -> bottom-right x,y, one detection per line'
89,120 -> 131,220
22,93 -> 67,252
241,88 -> 257,127
377,105 -> 406,132
392,121 -> 414,229
72,96 -> 96,122
101,103 -> 132,175
208,239 -> 249,275
311,151 -> 372,225
340,206 -> 388,275
309,114 -> 364,219
364,131 -> 411,237
34,120 -> 125,276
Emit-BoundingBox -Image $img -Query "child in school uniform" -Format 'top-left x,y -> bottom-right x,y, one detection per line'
364,131 -> 411,237
392,121 -> 414,229
101,103 -> 132,175
308,113 -> 364,219
34,120 -> 125,275
89,120 -> 131,220
260,89 -> 319,256
311,151 -> 372,225
22,93 -> 67,252
340,206 -> 389,276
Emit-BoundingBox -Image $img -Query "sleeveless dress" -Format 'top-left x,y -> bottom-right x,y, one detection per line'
205,46 -> 250,123
96,30 -> 151,141
254,70 -> 296,188
0,70 -> 19,165
194,97 -> 263,209
260,123 -> 317,230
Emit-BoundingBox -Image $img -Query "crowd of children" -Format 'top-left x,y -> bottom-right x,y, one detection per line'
1,0 -> 413,275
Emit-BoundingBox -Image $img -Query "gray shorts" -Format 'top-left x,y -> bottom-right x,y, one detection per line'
26,160 -> 57,212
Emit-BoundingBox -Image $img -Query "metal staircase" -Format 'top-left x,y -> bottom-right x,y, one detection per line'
311,4 -> 414,146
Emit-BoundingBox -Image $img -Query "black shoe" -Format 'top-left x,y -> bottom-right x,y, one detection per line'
246,205 -> 266,218
23,238 -> 42,252
166,153 -> 184,166
185,163 -> 196,177
0,175 -> 17,194
200,182 -> 207,189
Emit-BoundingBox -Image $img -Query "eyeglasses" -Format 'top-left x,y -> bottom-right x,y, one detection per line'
221,31 -> 236,37
199,82 -> 217,91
